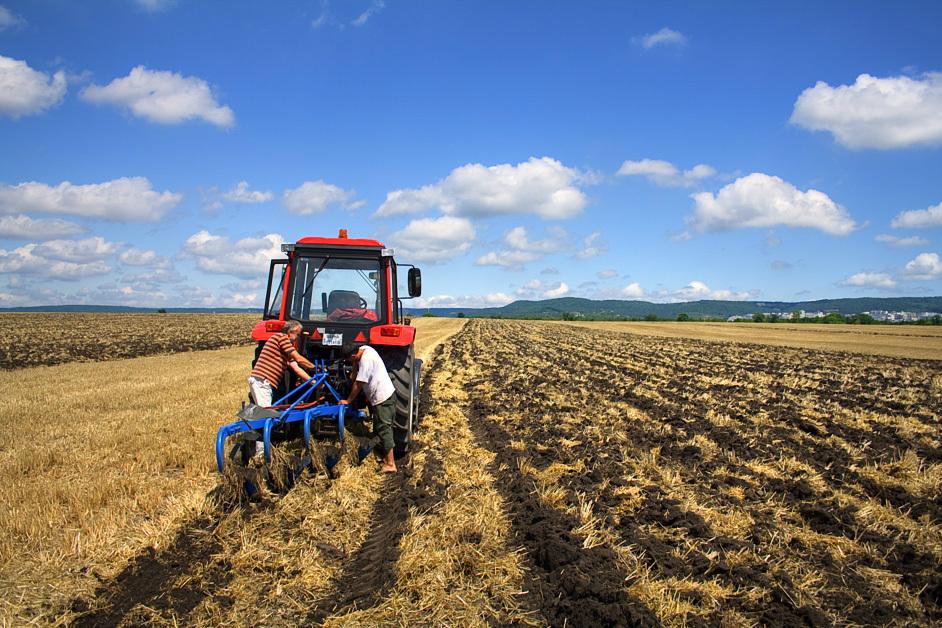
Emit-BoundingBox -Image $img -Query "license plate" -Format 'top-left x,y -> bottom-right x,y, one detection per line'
322,333 -> 342,346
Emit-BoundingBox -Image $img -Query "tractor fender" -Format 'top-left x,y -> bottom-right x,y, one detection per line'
369,324 -> 416,347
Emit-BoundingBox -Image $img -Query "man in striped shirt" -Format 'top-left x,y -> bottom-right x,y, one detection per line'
248,320 -> 315,407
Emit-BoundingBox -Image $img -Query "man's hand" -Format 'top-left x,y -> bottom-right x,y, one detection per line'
345,380 -> 363,406
339,399 -> 349,405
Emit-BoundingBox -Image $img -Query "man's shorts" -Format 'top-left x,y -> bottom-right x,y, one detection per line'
248,376 -> 273,407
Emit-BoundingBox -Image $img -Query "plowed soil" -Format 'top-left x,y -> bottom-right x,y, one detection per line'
556,320 -> 942,360
455,320 -> 941,625
0,312 -> 257,369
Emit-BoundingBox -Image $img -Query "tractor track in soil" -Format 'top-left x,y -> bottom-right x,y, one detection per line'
70,517 -> 232,627
304,364 -> 449,624
446,326 -> 659,626
453,319 -> 941,625
467,397 -> 659,627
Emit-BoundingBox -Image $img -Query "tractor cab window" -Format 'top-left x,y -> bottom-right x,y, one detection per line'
289,256 -> 382,323
264,260 -> 287,319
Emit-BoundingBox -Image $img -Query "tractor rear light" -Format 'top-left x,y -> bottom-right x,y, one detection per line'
265,320 -> 286,332
380,326 -> 401,337
338,229 -> 348,238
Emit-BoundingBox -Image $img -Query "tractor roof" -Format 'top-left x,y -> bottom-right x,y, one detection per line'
295,236 -> 385,248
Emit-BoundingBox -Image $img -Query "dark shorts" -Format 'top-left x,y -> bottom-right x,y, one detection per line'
372,395 -> 396,452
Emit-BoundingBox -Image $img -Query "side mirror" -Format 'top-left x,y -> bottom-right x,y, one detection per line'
408,268 -> 422,297
321,292 -> 328,313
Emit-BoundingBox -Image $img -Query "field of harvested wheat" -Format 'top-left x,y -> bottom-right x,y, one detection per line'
0,312 -> 259,369
1,318 -> 940,626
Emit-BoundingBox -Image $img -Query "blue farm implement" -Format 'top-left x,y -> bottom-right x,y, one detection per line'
216,356 -> 422,496
216,360 -> 367,494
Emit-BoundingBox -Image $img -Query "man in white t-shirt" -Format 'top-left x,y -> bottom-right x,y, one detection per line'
339,344 -> 398,473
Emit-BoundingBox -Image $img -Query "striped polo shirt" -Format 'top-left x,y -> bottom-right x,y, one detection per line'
251,333 -> 296,386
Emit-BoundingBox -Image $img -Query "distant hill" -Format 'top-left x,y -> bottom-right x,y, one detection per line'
407,296 -> 942,320
5,296 -> 941,319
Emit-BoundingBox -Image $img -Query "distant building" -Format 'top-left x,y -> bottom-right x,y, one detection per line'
865,310 -> 940,322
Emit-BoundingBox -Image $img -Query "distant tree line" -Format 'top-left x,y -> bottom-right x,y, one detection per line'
741,312 -> 942,325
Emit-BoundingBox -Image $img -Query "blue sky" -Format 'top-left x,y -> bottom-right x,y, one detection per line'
1,0 -> 941,309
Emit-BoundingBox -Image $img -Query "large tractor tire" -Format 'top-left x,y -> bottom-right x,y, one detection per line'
384,345 -> 419,457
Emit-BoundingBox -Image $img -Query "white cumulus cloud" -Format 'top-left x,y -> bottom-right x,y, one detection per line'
903,252 -> 942,280
182,230 -> 284,279
622,282 -> 645,298
119,247 -> 168,267
283,180 -> 364,215
0,240 -> 114,280
0,5 -> 24,30
475,249 -> 541,268
0,215 -> 86,240
223,181 -> 273,204
475,226 -> 567,269
515,278 -> 552,297
39,236 -> 118,263
375,157 -> 588,220
0,54 -> 67,118
412,293 -> 513,309
504,226 -> 567,253
875,234 -> 929,247
575,232 -> 607,259
616,159 -> 716,187
544,282 -> 570,298
689,173 -> 856,235
124,267 -> 184,285
637,27 -> 687,50
842,272 -> 897,289
673,281 -> 755,301
388,216 -> 475,263
0,177 -> 181,221
891,201 -> 942,229
81,66 -> 235,128
485,292 -> 513,305
790,72 -> 942,149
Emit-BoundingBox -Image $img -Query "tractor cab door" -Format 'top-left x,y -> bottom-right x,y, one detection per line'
263,259 -> 288,320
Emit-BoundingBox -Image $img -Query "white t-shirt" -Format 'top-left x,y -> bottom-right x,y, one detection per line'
356,345 -> 395,405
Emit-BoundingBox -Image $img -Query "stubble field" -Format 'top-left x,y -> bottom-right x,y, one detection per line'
1,317 -> 940,626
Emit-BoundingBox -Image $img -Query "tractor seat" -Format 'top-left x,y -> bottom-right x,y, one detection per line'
327,290 -> 363,314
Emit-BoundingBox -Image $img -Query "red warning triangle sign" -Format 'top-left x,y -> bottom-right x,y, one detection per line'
354,331 -> 367,342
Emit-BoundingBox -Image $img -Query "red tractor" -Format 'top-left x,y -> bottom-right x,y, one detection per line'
231,229 -> 423,464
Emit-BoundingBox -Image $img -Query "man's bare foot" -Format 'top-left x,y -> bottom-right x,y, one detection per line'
381,448 -> 397,473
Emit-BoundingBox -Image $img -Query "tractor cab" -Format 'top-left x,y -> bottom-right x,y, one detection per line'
251,230 -> 421,354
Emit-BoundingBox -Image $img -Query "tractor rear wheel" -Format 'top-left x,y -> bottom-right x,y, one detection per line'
384,345 -> 416,457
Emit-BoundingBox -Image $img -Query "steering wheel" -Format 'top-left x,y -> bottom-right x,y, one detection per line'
358,297 -> 368,309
